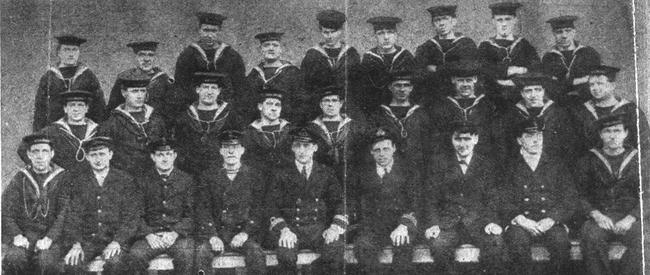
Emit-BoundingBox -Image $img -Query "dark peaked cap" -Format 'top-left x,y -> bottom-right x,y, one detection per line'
196,12 -> 227,26
546,15 -> 578,30
55,35 -> 87,46
254,32 -> 284,43
367,16 -> 403,31
427,5 -> 457,18
126,41 -> 159,53
317,10 -> 347,29
489,2 -> 522,16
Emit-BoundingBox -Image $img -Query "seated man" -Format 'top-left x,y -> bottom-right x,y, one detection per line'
350,128 -> 419,274
2,134 -> 69,275
577,114 -> 642,275
63,137 -> 137,275
501,119 -> 577,275
196,130 -> 266,275
265,127 -> 347,274
425,121 -> 506,274
129,138 -> 195,274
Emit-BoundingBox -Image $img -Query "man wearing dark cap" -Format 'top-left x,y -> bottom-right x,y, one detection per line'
2,134 -> 69,275
576,114 -> 642,275
429,61 -> 498,156
245,32 -> 306,123
20,90 -> 98,172
107,41 -> 179,125
371,70 -> 432,171
414,5 -> 478,104
424,121 -> 507,274
541,16 -> 601,106
34,35 -> 106,131
349,128 -> 419,274
63,137 -> 137,275
265,126 -> 346,274
495,72 -> 577,164
571,65 -> 649,155
174,12 -> 246,107
98,78 -> 167,176
500,119 -> 577,275
195,130 -> 267,275
174,72 -> 243,176
300,10 -> 363,116
128,138 -> 196,275
361,16 -> 415,114
478,2 -> 541,114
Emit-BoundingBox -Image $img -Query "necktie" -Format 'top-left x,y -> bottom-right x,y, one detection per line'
160,174 -> 169,181
301,165 -> 308,180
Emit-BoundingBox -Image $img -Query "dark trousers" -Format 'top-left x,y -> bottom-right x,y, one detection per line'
269,224 -> 344,275
428,226 -> 508,274
63,241 -> 128,275
353,229 -> 415,275
504,224 -> 571,275
196,236 -> 267,275
581,219 -> 642,275
2,242 -> 63,275
128,237 -> 195,275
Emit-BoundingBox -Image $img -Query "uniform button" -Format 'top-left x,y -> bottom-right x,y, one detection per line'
162,214 -> 167,218
524,198 -> 530,202
91,233 -> 96,237
164,186 -> 168,189
541,209 -> 546,214
540,185 -> 545,189
541,197 -> 546,201
524,211 -> 530,215
296,208 -> 300,212
98,222 -> 102,226
460,193 -> 464,197
315,198 -> 319,202
97,196 -> 101,200
97,209 -> 102,213
222,210 -> 227,213
523,185 -> 528,189
208,223 -> 213,227
162,201 -> 167,205
296,217 -> 300,221
314,209 -> 318,212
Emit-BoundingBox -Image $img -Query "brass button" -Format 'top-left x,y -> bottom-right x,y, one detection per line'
541,209 -> 546,213
541,197 -> 546,201
524,198 -> 530,202
97,209 -> 102,213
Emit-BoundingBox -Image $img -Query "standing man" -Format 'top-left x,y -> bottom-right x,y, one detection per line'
424,122 -> 507,274
128,138 -> 196,275
34,35 -> 105,131
174,12 -> 246,107
577,114 -> 642,275
414,5 -> 478,104
350,128 -> 419,274
500,119 -> 577,275
195,130 -> 267,275
478,2 -> 540,113
361,16 -> 415,113
2,134 -> 69,275
245,32 -> 306,123
107,41 -> 179,125
63,137 -> 137,275
99,78 -> 167,176
541,16 -> 601,106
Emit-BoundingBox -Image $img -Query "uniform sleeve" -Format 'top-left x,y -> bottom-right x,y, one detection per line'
478,41 -> 509,80
438,38 -> 478,73
45,174 -> 72,242
424,165 -> 442,229
33,73 -> 52,131
195,173 -> 218,240
65,180 -> 84,244
114,177 -> 143,246
572,47 -> 601,79
636,108 -> 650,150
173,47 -> 198,106
399,168 -> 420,230
1,179 -> 23,242
85,71 -> 107,124
171,177 -> 195,238
574,156 -> 596,216
326,171 -> 348,230
548,163 -> 578,224
243,171 -> 265,236
266,173 -> 288,233
106,78 -> 123,115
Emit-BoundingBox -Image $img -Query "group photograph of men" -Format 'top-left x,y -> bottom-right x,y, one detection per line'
1,0 -> 649,274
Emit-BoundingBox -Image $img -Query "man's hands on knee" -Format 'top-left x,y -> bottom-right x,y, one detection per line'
102,241 -> 121,259
590,210 -> 615,231
613,215 -> 636,235
146,233 -> 165,249
230,232 -> 249,248
536,218 -> 555,233
64,242 -> 84,266
210,236 -> 224,252
390,224 -> 410,246
425,225 -> 440,239
279,227 -> 297,249
13,234 -> 29,249
484,223 -> 503,235
513,215 -> 542,236
160,231 -> 179,248
322,224 -> 345,244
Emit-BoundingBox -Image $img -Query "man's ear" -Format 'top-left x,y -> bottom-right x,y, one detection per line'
257,103 -> 263,112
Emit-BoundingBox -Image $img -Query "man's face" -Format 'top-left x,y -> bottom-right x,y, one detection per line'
220,143 -> 245,166
371,139 -> 396,167
292,141 -> 318,164
151,150 -> 177,171
588,75 -> 615,100
451,76 -> 477,98
452,132 -> 479,158
553,27 -> 576,48
389,80 -> 413,101
27,143 -> 54,172
86,147 -> 113,171
58,45 -> 80,66
198,24 -> 222,46
260,40 -> 283,60
517,132 -> 543,155
493,15 -> 517,37
374,29 -> 397,50
521,85 -> 545,108
122,87 -> 147,108
136,50 -> 156,72
258,98 -> 282,121
320,27 -> 343,47
63,101 -> 89,122
432,15 -> 457,36
600,124 -> 628,150
196,83 -> 220,105
320,95 -> 343,117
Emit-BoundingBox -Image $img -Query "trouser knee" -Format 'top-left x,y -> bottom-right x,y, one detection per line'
2,246 -> 28,274
276,246 -> 297,267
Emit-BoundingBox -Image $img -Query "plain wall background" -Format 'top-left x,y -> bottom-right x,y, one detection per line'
1,0 -> 646,185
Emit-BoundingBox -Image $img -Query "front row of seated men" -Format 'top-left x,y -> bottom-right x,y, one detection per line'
2,111 -> 642,275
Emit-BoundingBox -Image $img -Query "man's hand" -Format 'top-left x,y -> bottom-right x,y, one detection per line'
12,234 -> 29,249
424,225 -> 441,239
209,236 -> 224,252
484,223 -> 503,235
507,66 -> 528,76
536,218 -> 556,233
64,242 -> 84,266
161,231 -> 179,248
427,65 -> 438,73
102,241 -> 121,260
230,232 -> 249,248
591,210 -> 615,231
572,76 -> 589,85
322,224 -> 344,244
390,224 -> 410,246
614,215 -> 636,235
146,233 -> 165,249
514,215 -> 542,236
279,228 -> 297,249
35,236 -> 53,251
